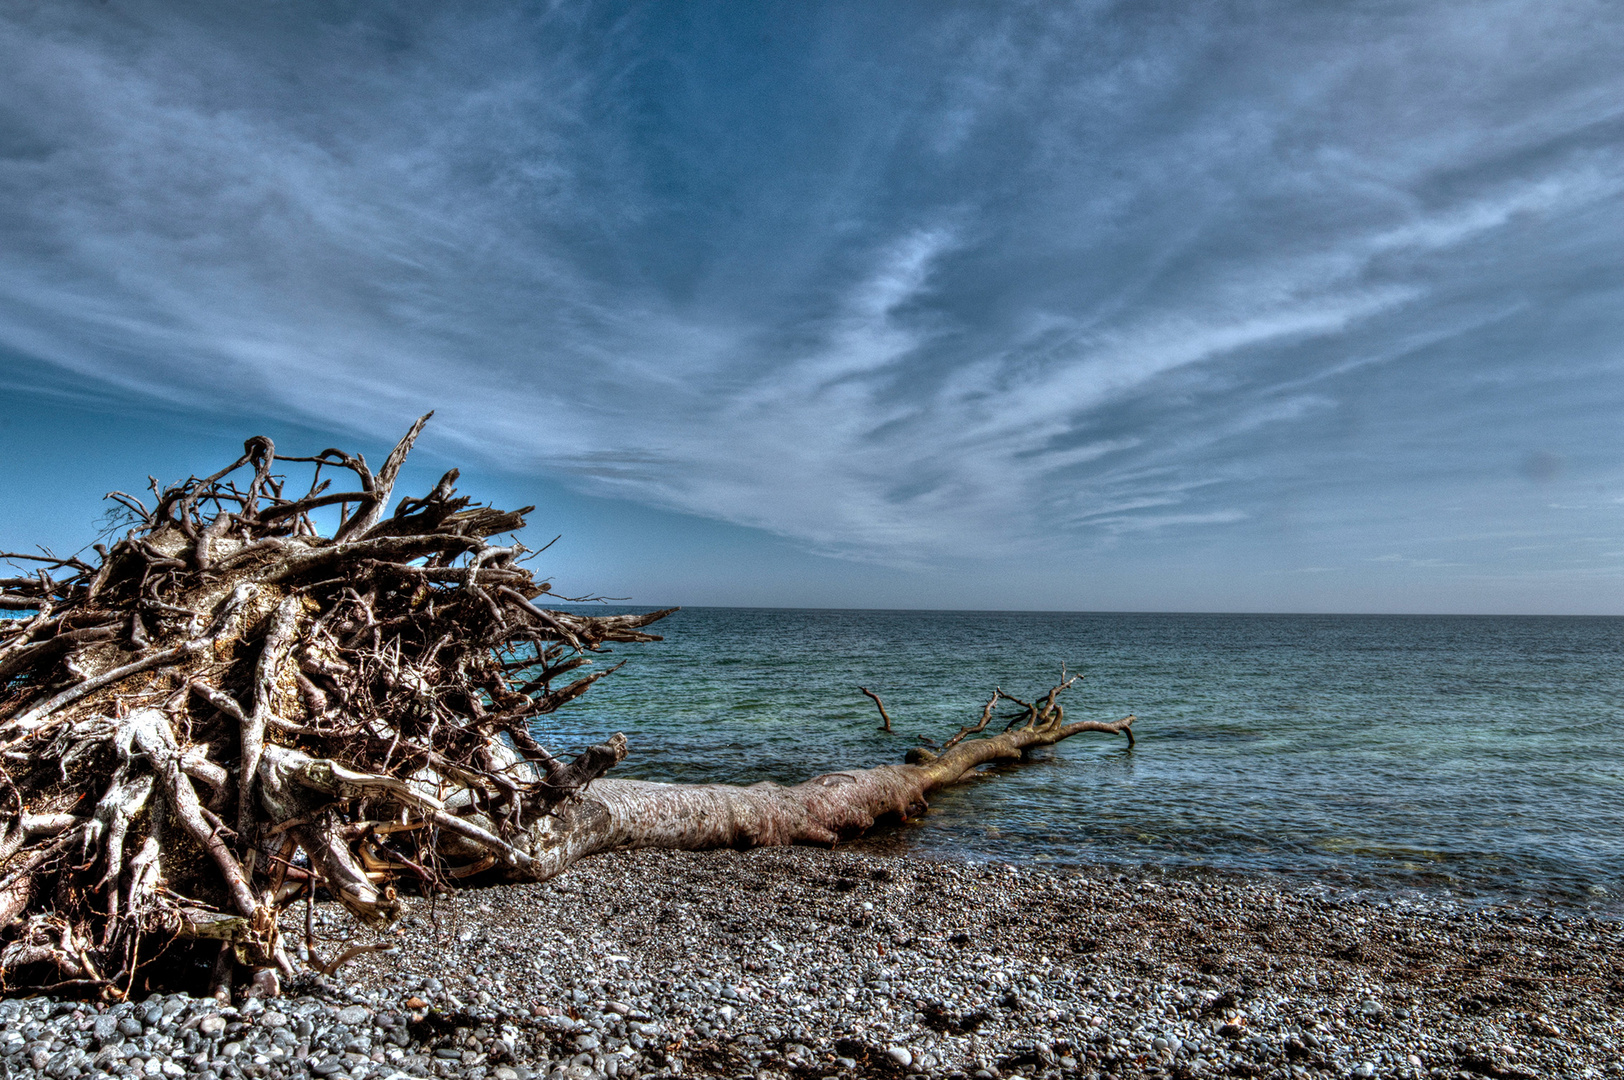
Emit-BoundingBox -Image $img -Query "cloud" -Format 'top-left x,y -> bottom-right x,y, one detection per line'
2,1 -> 1624,579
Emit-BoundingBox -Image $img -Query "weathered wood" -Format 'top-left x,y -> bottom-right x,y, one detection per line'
0,417 -> 1134,1000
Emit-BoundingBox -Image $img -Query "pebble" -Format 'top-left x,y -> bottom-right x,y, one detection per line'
1,847 -> 1620,1080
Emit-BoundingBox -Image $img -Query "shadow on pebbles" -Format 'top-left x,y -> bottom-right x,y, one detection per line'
3,847 -> 1621,1080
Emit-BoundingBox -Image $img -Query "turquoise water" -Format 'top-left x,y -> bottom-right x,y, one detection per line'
538,608 -> 1624,910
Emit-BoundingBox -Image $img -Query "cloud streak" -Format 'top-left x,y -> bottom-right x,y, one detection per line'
3,1 -> 1624,586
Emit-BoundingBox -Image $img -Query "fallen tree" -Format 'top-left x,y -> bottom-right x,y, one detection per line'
0,416 -> 1134,999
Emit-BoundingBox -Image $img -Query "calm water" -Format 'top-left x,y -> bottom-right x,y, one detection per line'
542,609 -> 1624,910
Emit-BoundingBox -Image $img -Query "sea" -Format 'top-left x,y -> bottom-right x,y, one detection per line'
539,608 -> 1624,913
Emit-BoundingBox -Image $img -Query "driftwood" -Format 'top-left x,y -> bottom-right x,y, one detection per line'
858,686 -> 893,732
0,417 -> 1133,999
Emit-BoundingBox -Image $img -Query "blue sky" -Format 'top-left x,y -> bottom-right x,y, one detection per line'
3,1 -> 1623,613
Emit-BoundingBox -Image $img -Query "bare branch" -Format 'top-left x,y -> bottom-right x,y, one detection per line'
859,687 -> 894,732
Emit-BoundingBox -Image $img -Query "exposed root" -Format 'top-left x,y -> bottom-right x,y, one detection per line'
0,416 -> 1136,999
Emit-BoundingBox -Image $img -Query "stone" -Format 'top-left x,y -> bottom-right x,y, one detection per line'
338,1007 -> 372,1027
886,1047 -> 913,1068
200,1016 -> 228,1037
494,1069 -> 520,1080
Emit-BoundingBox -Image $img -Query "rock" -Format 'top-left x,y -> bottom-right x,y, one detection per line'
887,1047 -> 913,1067
338,1006 -> 372,1026
200,1015 -> 228,1036
248,969 -> 281,999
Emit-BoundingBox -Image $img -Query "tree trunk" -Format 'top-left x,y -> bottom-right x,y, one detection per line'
0,417 -> 1132,999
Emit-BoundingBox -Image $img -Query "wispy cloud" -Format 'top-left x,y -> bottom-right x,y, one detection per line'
3,1 -> 1624,589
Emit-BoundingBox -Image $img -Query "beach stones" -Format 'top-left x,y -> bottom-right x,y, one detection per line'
337,1005 -> 372,1026
0,847 -> 1620,1080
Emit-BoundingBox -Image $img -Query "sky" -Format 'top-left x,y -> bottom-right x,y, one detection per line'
2,1 -> 1624,614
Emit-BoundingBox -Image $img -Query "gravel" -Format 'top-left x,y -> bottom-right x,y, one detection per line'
3,846 -> 1621,1080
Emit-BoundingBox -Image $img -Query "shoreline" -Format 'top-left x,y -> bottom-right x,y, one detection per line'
843,832 -> 1624,922
4,846 -> 1622,1080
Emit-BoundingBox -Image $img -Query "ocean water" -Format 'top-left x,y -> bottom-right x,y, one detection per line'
538,608 -> 1624,911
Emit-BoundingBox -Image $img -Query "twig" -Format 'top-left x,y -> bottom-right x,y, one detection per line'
858,687 -> 894,733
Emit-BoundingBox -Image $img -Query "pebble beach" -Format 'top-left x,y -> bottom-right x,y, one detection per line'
4,847 -> 1621,1080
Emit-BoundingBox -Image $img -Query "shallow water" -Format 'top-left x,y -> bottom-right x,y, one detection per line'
534,608 -> 1624,911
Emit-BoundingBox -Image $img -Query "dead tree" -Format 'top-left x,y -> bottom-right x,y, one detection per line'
0,416 -> 1133,999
